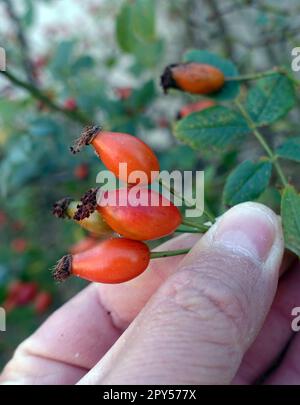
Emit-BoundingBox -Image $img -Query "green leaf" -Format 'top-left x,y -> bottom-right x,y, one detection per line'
49,40 -> 76,77
223,160 -> 272,206
133,38 -> 164,67
281,186 -> 300,257
246,74 -> 295,125
132,0 -> 156,42
127,80 -> 156,110
276,137 -> 300,163
116,2 -> 135,52
71,56 -> 95,74
174,105 -> 249,152
183,49 -> 240,100
29,117 -> 61,137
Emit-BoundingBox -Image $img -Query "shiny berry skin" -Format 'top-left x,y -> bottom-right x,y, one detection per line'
92,131 -> 159,184
54,238 -> 150,284
161,63 -> 225,95
71,127 -> 160,185
98,188 -> 182,241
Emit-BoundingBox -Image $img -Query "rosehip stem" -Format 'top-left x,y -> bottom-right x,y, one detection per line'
0,70 -> 90,125
225,66 -> 300,87
150,248 -> 190,259
181,219 -> 209,232
235,99 -> 288,187
159,179 -> 215,223
175,225 -> 203,233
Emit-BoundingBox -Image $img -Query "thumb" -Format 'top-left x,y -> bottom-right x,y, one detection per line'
79,202 -> 284,385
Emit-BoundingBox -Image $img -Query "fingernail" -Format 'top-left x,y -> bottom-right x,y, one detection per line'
214,203 -> 276,261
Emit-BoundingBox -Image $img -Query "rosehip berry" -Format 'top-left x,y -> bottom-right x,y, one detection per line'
70,127 -> 160,184
11,238 -> 27,253
69,236 -> 100,255
74,163 -> 89,180
7,281 -> 38,306
34,291 -> 52,314
54,238 -> 150,284
177,99 -> 215,119
0,211 -> 6,226
115,87 -> 132,100
64,98 -> 77,111
161,63 -> 225,94
97,188 -> 182,241
53,197 -> 112,236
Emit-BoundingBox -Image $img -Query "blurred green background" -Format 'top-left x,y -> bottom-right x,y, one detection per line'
0,0 -> 300,368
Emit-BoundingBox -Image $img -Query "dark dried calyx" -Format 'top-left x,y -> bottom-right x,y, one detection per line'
70,125 -> 101,154
52,197 -> 73,218
160,64 -> 179,94
53,255 -> 72,282
73,188 -> 99,221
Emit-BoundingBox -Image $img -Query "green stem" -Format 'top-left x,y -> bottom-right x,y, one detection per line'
175,225 -> 203,233
0,70 -> 90,125
159,179 -> 215,223
235,99 -> 288,187
225,69 -> 279,82
150,248 -> 190,259
181,219 -> 209,232
226,66 -> 300,87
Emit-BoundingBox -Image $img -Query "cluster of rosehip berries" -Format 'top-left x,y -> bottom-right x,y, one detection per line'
52,62 -> 225,284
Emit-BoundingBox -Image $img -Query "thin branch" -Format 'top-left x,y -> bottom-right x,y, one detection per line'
3,0 -> 37,86
0,69 -> 90,125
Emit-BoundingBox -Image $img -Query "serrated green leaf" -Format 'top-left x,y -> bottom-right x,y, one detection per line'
132,0 -> 156,42
276,137 -> 300,163
281,186 -> 300,257
183,49 -> 240,100
246,74 -> 295,125
174,105 -> 249,152
223,160 -> 272,206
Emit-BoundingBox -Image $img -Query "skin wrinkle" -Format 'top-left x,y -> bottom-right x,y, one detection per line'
1,348 -> 87,385
167,251 -> 261,344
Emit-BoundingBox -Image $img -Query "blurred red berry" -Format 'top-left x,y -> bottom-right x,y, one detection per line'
11,238 -> 27,253
177,99 -> 215,119
74,163 -> 89,180
7,281 -> 38,306
12,221 -> 25,231
34,291 -> 52,315
69,236 -> 99,255
0,211 -> 7,226
158,118 -> 169,128
115,87 -> 132,100
64,98 -> 77,111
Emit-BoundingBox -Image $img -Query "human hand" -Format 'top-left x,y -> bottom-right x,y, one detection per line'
1,202 -> 299,385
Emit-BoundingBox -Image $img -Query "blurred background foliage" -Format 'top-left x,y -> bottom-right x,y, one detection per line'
0,0 -> 300,367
